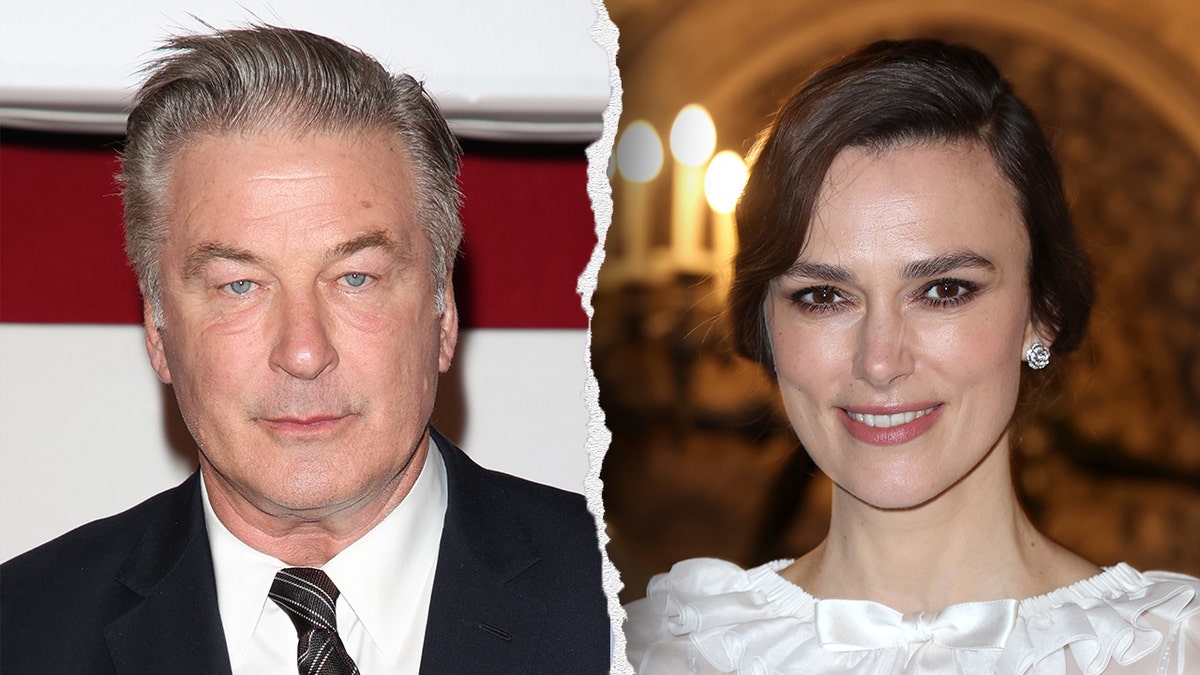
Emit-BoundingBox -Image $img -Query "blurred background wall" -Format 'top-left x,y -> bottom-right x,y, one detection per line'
596,0 -> 1200,604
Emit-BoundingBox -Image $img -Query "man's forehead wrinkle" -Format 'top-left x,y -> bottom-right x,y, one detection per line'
244,170 -> 339,183
238,173 -> 342,208
235,173 -> 401,220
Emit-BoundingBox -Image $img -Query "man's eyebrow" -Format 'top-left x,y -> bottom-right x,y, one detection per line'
183,243 -> 262,279
182,231 -> 410,279
903,251 -> 995,280
328,230 -> 408,261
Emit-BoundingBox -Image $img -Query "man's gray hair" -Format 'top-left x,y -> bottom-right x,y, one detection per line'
119,25 -> 463,325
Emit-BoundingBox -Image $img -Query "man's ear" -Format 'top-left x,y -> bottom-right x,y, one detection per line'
438,278 -> 458,374
144,301 -> 172,384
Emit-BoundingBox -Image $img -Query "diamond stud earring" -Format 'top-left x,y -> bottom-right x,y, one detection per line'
1025,341 -> 1051,370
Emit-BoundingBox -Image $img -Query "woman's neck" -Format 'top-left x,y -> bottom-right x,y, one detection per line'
782,441 -> 1099,613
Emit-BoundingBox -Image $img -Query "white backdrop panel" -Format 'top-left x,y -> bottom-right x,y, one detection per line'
0,0 -> 609,139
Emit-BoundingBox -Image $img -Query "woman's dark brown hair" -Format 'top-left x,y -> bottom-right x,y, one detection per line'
730,39 -> 1094,371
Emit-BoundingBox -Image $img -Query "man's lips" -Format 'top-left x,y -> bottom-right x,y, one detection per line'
837,404 -> 943,446
257,414 -> 356,437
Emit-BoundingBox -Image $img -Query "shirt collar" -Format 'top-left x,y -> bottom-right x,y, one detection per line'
325,441 -> 447,661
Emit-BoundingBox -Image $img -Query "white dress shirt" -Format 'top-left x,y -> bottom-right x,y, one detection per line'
203,441 -> 448,674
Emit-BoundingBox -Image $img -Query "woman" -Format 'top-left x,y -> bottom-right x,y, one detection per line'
623,39 -> 1199,674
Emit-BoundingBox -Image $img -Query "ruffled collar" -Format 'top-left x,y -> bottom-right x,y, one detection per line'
633,558 -> 1200,674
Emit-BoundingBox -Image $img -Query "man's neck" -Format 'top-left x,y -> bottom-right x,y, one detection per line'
200,439 -> 431,566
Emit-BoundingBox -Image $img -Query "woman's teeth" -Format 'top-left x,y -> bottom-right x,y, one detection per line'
848,406 -> 937,428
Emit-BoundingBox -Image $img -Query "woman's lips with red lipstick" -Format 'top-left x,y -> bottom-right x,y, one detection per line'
838,404 -> 943,446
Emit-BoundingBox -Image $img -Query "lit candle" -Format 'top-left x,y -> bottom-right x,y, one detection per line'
615,120 -> 663,281
704,150 -> 748,295
669,105 -> 716,272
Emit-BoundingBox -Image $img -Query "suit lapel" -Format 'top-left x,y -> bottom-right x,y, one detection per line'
104,473 -> 233,675
420,429 -> 548,673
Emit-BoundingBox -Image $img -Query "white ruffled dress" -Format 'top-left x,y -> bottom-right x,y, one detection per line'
624,558 -> 1200,674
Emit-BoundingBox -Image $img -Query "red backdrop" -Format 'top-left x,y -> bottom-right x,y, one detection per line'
0,132 -> 596,328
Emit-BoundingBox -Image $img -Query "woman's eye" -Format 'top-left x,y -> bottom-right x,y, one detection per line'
926,281 -> 964,299
803,287 -> 842,305
341,273 -> 370,288
791,286 -> 847,312
920,278 -> 978,305
225,280 -> 254,295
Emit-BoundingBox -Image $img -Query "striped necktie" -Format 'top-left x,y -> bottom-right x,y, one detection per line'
269,567 -> 361,675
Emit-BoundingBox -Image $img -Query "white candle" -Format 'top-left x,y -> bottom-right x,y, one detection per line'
669,105 -> 716,272
671,164 -> 706,270
705,150 -> 748,296
615,120 -> 663,281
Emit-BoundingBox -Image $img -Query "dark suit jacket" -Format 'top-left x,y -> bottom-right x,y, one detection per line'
1,429 -> 610,673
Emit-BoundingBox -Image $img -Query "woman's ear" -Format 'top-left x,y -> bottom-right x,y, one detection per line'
1022,317 -> 1054,354
1022,319 -> 1054,370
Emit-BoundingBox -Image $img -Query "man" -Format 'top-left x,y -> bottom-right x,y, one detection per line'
1,25 -> 609,674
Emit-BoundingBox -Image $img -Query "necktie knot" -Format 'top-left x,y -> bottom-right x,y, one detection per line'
271,567 -> 341,632
269,567 -> 360,675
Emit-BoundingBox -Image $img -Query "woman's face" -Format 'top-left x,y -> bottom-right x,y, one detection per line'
766,141 -> 1041,510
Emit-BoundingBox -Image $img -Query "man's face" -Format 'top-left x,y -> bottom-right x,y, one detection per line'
145,130 -> 456,522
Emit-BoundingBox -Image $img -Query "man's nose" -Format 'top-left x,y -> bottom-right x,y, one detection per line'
851,305 -> 913,388
269,289 -> 338,380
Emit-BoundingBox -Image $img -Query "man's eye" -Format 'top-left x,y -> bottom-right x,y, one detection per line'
225,280 -> 254,295
341,273 -> 370,288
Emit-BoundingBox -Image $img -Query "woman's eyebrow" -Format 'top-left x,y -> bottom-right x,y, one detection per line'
784,261 -> 855,283
784,252 -> 995,283
903,251 -> 994,280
